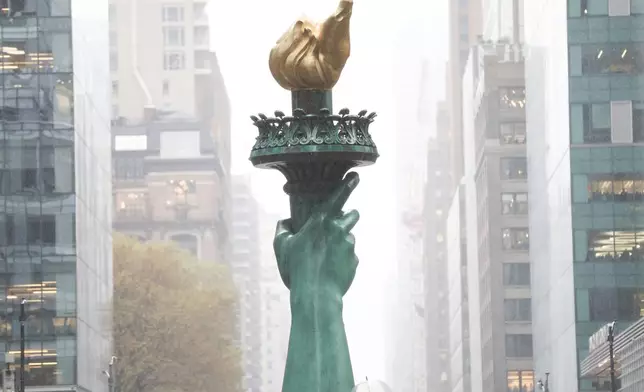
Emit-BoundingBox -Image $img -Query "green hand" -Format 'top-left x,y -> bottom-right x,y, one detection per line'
273,172 -> 360,392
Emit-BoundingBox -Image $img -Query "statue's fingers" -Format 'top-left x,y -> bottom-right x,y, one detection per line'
336,209 -> 360,233
324,172 -> 360,214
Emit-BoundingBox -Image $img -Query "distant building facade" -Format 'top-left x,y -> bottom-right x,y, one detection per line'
0,1 -> 113,391
258,210 -> 289,392
111,115 -> 227,262
423,103 -> 452,392
231,176 -> 262,392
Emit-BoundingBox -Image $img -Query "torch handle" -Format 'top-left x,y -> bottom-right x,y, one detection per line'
288,193 -> 328,232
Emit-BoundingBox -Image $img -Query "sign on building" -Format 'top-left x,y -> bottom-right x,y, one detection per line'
589,323 -> 612,352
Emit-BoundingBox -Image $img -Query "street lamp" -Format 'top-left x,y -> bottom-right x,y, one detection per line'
608,321 -> 617,392
248,1 -> 378,391
18,298 -> 25,392
537,372 -> 549,392
103,356 -> 117,392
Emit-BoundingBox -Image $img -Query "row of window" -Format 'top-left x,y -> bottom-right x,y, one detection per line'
0,134 -> 74,196
502,228 -> 530,251
584,230 -> 644,261
570,146 -> 644,176
110,3 -> 206,25
499,88 -> 526,110
582,173 -> 644,202
587,288 -> 644,321
502,193 -> 529,214
501,158 -> 528,180
500,122 -> 526,145
504,263 -> 531,286
0,0 -> 71,17
0,74 -> 73,124
571,102 -> 644,145
0,214 -> 73,247
111,49 -> 209,73
0,338 -> 76,386
0,31 -> 71,74
570,0 -> 642,17
507,370 -> 534,392
570,43 -> 644,76
505,298 -> 532,321
114,180 -> 197,219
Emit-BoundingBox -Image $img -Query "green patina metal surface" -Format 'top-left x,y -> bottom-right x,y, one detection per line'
249,90 -> 378,392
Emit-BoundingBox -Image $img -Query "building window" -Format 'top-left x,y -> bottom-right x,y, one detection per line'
168,179 -> 196,206
573,0 -> 609,17
499,88 -> 526,109
587,230 -> 644,261
631,102 -> 644,142
589,288 -> 642,321
162,80 -> 170,96
575,43 -> 641,75
110,50 -> 118,72
115,193 -> 147,219
109,30 -> 117,47
163,51 -> 185,70
500,158 -> 527,180
500,122 -> 526,144
504,299 -> 532,322
571,103 -> 611,144
112,81 -> 118,96
583,173 -> 644,202
26,215 -> 56,245
112,157 -> 144,180
502,193 -> 529,214
503,263 -> 530,286
505,334 -> 533,358
162,5 -> 184,22
502,228 -> 530,251
166,180 -> 197,220
507,370 -> 535,392
163,27 -> 185,46
114,135 -> 147,151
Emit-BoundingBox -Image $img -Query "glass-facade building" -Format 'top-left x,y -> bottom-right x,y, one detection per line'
0,1 -> 112,392
525,0 -> 644,391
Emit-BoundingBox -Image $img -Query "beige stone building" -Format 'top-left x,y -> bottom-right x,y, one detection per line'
109,0 -> 213,123
108,0 -> 231,259
111,117 -> 228,262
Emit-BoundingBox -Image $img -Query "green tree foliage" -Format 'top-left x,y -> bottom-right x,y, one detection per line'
113,234 -> 241,392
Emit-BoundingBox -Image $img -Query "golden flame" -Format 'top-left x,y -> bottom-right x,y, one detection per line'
269,0 -> 353,91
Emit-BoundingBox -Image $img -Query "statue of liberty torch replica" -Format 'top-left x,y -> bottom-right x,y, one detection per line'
249,1 -> 379,392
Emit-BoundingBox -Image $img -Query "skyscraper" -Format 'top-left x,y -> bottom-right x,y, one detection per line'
0,1 -> 112,391
443,1 -> 482,391
423,103 -> 452,392
524,1 -> 644,391
462,43 -> 531,392
231,175 -> 262,392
